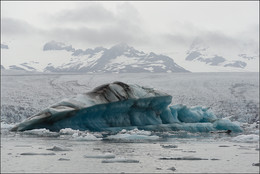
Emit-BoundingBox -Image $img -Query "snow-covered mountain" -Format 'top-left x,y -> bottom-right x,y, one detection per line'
183,39 -> 259,72
3,43 -> 189,73
2,40 -> 258,73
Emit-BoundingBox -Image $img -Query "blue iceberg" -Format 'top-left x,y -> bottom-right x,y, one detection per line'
11,81 -> 242,133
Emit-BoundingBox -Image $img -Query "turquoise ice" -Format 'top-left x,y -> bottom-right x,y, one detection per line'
11,82 -> 242,133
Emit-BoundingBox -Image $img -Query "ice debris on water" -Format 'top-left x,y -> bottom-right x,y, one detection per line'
84,153 -> 115,159
232,134 -> 259,143
105,128 -> 160,141
15,145 -> 32,147
101,158 -> 139,163
59,128 -> 102,141
47,146 -> 72,151
20,152 -> 56,156
71,132 -> 101,141
93,148 -> 101,150
11,82 -> 243,133
182,150 -> 196,153
252,163 -> 260,166
160,157 -> 208,160
160,144 -> 178,148
167,167 -> 176,171
22,128 -> 59,137
59,128 -> 80,135
58,158 -> 70,161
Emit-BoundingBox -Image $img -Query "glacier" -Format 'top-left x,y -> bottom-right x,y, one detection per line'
11,81 -> 242,133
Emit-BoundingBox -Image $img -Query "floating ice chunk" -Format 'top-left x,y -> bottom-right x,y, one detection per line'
93,148 -> 101,151
24,128 -> 50,134
59,128 -> 102,141
22,128 -> 59,137
159,157 -> 208,160
232,134 -> 259,143
218,145 -> 230,147
182,150 -> 196,153
84,153 -> 115,159
20,152 -> 56,156
59,128 -> 79,135
47,146 -> 72,151
101,158 -> 139,163
106,133 -> 160,141
58,158 -> 70,161
105,128 -> 160,141
11,82 -> 172,132
71,132 -> 102,141
161,144 -> 178,148
124,128 -> 152,136
252,163 -> 260,166
167,167 -> 176,171
11,82 -> 243,134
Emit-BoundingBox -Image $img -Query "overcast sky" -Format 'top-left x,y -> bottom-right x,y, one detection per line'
1,1 -> 259,66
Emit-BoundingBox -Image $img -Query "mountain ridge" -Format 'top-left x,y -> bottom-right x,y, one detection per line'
4,42 -> 189,73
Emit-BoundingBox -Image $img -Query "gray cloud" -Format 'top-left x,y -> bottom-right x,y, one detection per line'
43,40 -> 75,52
163,33 -> 194,47
53,4 -> 115,24
163,25 -> 259,54
193,30 -> 259,55
1,43 -> 9,49
0,4 -> 152,49
44,3 -> 147,46
1,2 -> 258,59
1,18 -> 37,36
198,31 -> 238,46
48,23 -> 146,46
